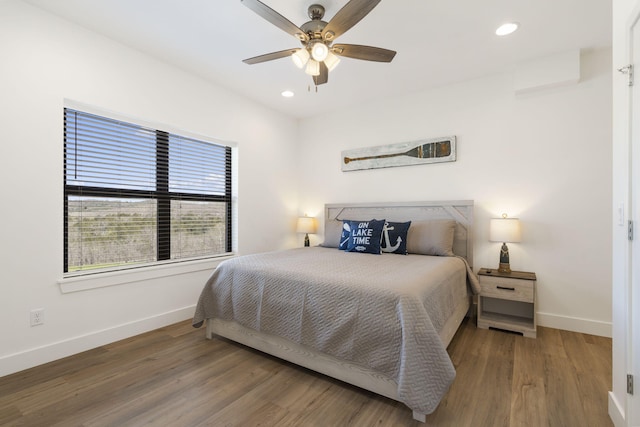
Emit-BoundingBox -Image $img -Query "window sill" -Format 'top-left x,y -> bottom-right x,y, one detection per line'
58,254 -> 235,294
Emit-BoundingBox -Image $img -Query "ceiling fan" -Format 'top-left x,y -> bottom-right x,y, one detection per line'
241,0 -> 396,86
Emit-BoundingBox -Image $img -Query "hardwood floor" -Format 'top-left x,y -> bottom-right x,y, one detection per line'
0,318 -> 612,426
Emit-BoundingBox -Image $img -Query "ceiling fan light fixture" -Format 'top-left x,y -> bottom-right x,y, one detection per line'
240,0 -> 395,87
324,51 -> 340,71
305,59 -> 320,76
292,48 -> 310,68
310,41 -> 329,61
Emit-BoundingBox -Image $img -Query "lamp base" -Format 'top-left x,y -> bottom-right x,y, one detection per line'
304,234 -> 310,247
498,262 -> 512,274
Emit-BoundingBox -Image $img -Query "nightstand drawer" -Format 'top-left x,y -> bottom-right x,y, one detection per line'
479,277 -> 534,303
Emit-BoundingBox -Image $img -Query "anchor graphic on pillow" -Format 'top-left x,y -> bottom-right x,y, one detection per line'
381,223 -> 402,253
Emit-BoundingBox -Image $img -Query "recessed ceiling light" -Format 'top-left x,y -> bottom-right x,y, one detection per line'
281,90 -> 294,98
496,22 -> 519,36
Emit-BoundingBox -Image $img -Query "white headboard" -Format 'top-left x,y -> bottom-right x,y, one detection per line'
325,200 -> 474,268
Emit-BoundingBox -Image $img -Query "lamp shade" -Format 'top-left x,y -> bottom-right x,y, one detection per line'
324,51 -> 341,71
296,217 -> 317,234
305,59 -> 320,76
291,48 -> 309,68
489,217 -> 521,243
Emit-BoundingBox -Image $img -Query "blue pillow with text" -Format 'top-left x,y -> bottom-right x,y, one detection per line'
346,219 -> 385,254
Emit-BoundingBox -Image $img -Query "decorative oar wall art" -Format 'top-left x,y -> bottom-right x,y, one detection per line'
341,136 -> 456,172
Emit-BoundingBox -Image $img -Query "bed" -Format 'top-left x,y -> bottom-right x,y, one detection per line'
192,201 -> 479,422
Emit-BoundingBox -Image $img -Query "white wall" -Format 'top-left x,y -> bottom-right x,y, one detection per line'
298,49 -> 613,337
0,1 -> 299,376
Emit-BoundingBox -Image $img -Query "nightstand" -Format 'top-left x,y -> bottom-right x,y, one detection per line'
477,268 -> 537,338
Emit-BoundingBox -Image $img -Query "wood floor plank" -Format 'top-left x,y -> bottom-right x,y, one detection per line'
0,406 -> 21,425
0,346 -> 109,398
0,318 -> 613,426
427,326 -> 515,427
509,333 -> 548,427
470,331 -> 515,427
544,352 -> 590,427
557,329 -> 612,427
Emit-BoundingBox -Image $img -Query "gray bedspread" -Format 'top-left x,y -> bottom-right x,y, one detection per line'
193,247 -> 479,415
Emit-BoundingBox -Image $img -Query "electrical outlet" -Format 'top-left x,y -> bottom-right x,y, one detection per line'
30,309 -> 44,326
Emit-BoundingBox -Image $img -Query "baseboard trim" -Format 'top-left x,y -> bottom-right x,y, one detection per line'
608,391 -> 626,427
0,305 -> 195,378
537,311 -> 611,337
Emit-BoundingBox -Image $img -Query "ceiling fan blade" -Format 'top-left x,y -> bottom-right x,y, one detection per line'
313,62 -> 329,85
322,0 -> 381,40
241,0 -> 309,42
243,49 -> 298,65
332,44 -> 396,62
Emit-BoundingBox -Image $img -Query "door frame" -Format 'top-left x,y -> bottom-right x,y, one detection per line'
626,5 -> 640,425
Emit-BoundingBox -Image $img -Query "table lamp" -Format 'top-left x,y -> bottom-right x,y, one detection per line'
489,213 -> 521,274
296,215 -> 317,247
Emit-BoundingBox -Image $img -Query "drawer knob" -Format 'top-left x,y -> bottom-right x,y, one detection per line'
497,286 -> 516,291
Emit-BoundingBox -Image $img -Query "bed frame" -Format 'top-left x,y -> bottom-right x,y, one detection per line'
205,200 -> 474,422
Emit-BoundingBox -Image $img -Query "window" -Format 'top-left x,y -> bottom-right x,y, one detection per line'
64,108 -> 232,274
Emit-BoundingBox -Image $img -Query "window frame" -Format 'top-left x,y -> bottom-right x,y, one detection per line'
62,101 -> 235,277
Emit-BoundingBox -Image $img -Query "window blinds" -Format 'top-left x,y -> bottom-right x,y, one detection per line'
64,108 -> 232,273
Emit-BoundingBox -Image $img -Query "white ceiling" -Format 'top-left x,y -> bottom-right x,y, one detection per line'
23,0 -> 612,119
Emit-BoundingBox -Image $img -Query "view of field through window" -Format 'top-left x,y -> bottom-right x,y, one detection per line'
67,197 -> 227,272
